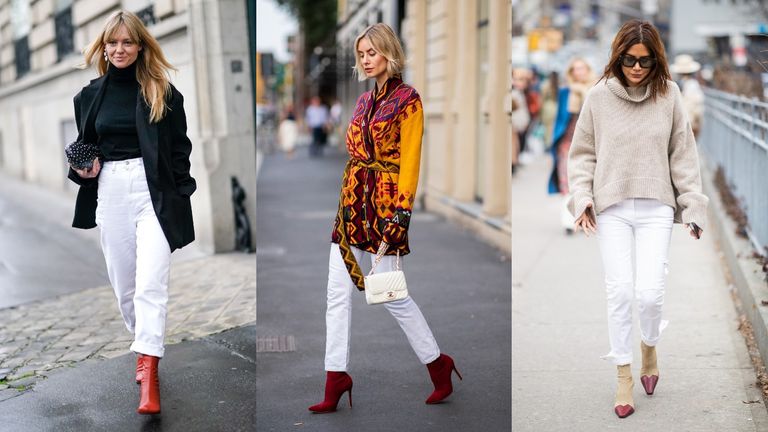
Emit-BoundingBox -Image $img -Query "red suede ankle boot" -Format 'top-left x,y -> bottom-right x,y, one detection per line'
425,354 -> 462,404
308,371 -> 353,413
137,355 -> 161,415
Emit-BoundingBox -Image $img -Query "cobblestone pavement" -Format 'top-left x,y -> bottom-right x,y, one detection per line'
0,252 -> 255,402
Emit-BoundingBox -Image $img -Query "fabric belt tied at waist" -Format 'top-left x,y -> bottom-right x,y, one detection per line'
336,158 -> 399,291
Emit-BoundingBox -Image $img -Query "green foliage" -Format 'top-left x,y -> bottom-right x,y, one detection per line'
275,0 -> 338,50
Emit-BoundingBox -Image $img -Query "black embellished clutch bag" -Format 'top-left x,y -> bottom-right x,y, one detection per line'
65,139 -> 100,170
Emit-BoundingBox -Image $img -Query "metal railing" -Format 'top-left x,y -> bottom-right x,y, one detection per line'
700,88 -> 768,253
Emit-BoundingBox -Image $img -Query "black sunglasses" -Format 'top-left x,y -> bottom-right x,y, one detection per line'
621,54 -> 656,69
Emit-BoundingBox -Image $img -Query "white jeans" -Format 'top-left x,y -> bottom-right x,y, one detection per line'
96,157 -> 171,358
324,243 -> 441,371
596,198 -> 673,366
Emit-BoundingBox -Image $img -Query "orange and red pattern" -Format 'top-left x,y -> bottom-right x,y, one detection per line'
331,77 -> 424,256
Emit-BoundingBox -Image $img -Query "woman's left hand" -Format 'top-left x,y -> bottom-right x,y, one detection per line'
73,158 -> 101,179
686,223 -> 703,240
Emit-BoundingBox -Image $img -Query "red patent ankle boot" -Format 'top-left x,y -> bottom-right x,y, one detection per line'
425,354 -> 462,404
136,354 -> 145,384
308,371 -> 353,413
137,355 -> 161,415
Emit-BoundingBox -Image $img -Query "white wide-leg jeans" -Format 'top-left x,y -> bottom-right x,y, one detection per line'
324,243 -> 441,371
96,157 -> 171,358
596,198 -> 674,366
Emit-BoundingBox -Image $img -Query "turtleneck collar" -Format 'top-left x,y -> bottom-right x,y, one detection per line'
108,60 -> 138,84
606,76 -> 651,103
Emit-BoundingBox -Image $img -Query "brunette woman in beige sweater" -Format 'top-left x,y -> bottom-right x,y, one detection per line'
567,20 -> 709,419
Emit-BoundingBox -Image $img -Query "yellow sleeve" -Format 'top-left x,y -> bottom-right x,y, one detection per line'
396,95 -> 423,213
382,93 -> 423,245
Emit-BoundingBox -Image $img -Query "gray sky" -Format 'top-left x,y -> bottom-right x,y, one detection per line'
256,0 -> 299,63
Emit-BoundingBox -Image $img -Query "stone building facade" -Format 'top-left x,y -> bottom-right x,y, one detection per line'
0,0 -> 256,255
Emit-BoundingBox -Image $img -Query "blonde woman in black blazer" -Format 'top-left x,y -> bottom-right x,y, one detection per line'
68,10 -> 195,415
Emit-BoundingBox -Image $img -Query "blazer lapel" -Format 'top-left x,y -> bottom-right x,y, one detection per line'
136,93 -> 159,183
82,75 -> 109,145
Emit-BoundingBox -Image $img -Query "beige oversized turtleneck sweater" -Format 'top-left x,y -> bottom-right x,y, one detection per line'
567,77 -> 709,227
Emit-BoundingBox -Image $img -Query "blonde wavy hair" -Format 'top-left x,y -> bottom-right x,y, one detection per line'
352,23 -> 405,82
565,57 -> 596,86
80,10 -> 176,123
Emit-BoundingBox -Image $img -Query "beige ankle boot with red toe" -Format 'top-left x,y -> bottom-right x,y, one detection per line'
614,364 -> 634,418
640,341 -> 659,395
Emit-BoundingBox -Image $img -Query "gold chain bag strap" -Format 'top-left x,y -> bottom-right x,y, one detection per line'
364,241 -> 408,305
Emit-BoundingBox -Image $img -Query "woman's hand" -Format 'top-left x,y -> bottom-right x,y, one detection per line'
382,221 -> 406,246
574,203 -> 597,237
686,223 -> 703,240
73,158 -> 101,179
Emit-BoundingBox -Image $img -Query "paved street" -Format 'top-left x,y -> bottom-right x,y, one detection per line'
0,168 -> 256,429
0,252 -> 255,402
511,154 -> 768,431
0,324 -> 255,432
256,146 -> 512,431
0,173 -> 109,308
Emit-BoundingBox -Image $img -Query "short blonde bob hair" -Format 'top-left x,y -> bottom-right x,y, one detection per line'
352,23 -> 405,82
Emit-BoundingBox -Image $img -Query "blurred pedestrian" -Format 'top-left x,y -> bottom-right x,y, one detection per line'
329,98 -> 343,146
670,54 -> 704,138
524,69 -> 544,158
540,71 -> 560,150
548,58 -> 596,234
278,106 -> 298,159
567,20 -> 708,419
512,68 -> 533,161
308,23 -> 461,414
510,76 -> 530,174
306,96 -> 330,157
68,10 -> 196,415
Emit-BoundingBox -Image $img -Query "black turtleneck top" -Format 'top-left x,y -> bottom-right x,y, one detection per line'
95,61 -> 142,161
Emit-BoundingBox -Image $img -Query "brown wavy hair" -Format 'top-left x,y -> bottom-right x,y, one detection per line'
80,10 -> 176,123
599,20 -> 671,101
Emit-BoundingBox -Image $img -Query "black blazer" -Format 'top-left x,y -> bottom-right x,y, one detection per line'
68,74 -> 196,251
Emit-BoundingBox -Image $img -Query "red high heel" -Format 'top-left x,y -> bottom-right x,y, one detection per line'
137,355 -> 161,415
136,354 -> 145,384
308,371 -> 353,413
425,354 -> 462,404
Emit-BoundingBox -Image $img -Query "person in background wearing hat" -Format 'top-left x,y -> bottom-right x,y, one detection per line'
670,54 -> 704,138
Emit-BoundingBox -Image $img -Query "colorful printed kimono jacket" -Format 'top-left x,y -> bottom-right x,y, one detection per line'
331,77 -> 424,290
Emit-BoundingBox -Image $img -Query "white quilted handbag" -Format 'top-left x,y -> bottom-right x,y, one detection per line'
364,242 -> 408,305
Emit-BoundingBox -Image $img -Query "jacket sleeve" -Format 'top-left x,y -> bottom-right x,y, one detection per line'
669,85 -> 709,227
169,89 -> 197,197
566,92 -> 596,219
382,91 -> 423,246
67,91 -> 99,188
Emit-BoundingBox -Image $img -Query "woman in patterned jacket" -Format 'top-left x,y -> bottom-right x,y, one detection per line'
308,23 -> 461,413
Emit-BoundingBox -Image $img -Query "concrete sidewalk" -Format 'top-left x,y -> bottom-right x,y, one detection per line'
0,324 -> 255,432
511,155 -> 768,431
256,148 -> 511,431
